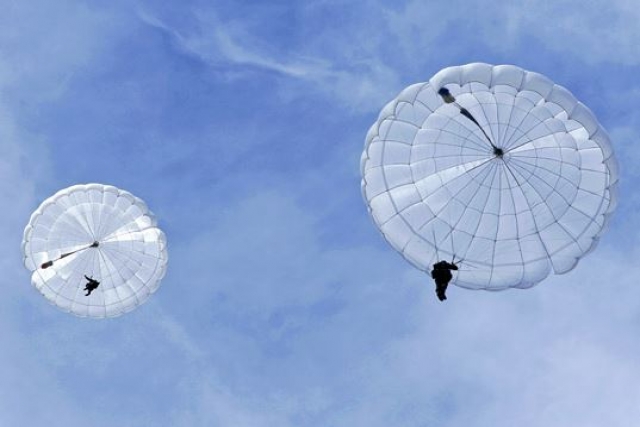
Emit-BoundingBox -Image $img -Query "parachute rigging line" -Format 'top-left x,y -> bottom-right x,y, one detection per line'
437,87 -> 501,155
40,241 -> 99,269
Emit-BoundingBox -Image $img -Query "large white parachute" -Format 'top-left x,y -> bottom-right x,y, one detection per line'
22,184 -> 168,317
361,63 -> 618,290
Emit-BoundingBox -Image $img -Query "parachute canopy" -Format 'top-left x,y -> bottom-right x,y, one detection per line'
361,63 -> 618,290
22,184 -> 168,317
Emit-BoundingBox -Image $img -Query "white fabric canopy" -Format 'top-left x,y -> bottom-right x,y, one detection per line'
22,184 -> 168,317
361,63 -> 618,290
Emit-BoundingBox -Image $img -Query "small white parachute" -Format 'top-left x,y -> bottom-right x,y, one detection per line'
361,63 -> 618,291
22,184 -> 168,317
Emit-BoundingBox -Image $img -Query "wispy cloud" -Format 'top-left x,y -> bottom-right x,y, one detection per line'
137,7 -> 401,112
137,9 -> 330,78
388,0 -> 640,66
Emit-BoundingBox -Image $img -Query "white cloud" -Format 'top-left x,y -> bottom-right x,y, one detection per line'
505,0 -> 640,65
137,0 -> 640,117
0,2 -> 128,102
153,174 -> 640,426
388,0 -> 640,66
0,103 -> 85,425
137,7 -> 402,112
137,9 -> 330,78
0,3 -> 135,424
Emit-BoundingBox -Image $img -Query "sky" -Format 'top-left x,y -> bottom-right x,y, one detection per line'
1,0 -> 640,426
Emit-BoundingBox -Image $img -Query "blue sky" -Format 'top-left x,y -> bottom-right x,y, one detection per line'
2,0 -> 640,425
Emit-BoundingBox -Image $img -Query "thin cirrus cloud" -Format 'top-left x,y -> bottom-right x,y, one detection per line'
137,8 -> 401,112
137,9 -> 331,78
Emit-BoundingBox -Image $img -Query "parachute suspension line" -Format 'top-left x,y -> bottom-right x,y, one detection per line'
438,226 -> 464,267
449,225 -> 456,263
437,88 -> 501,155
40,241 -> 100,269
460,108 -> 497,151
431,226 -> 459,266
502,160 -> 523,188
432,227 -> 440,262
